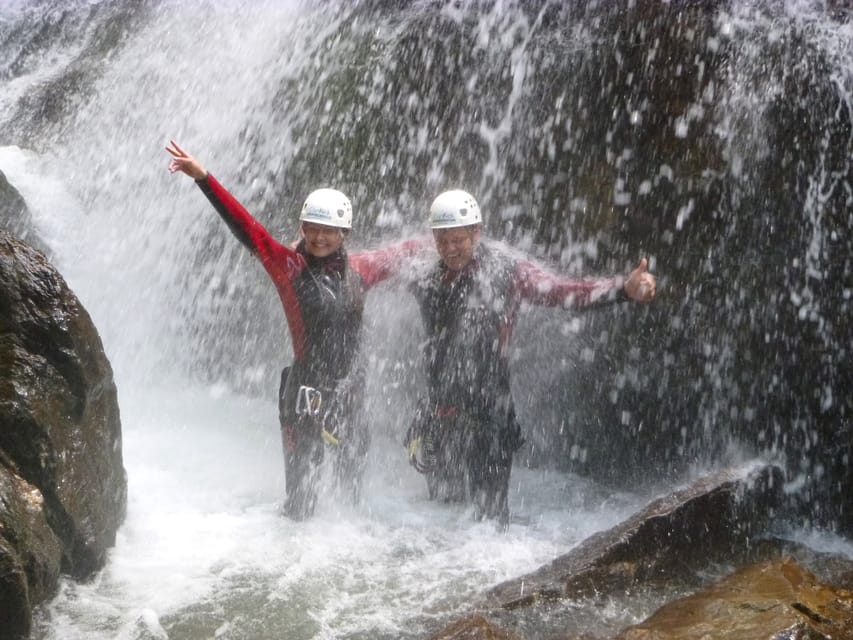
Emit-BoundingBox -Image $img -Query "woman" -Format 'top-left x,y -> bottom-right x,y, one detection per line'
166,141 -> 418,519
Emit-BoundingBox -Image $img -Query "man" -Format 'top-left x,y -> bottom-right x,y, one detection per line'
405,189 -> 656,525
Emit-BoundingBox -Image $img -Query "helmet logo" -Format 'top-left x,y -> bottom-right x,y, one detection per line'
305,208 -> 331,219
432,212 -> 456,223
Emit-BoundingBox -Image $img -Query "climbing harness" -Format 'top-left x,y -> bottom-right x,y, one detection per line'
321,428 -> 340,446
406,431 -> 437,473
294,384 -> 341,446
295,384 -> 323,417
305,266 -> 338,301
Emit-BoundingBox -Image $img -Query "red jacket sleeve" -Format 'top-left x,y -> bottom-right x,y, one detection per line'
348,237 -> 431,289
513,259 -> 626,308
196,174 -> 310,359
197,174 -> 305,281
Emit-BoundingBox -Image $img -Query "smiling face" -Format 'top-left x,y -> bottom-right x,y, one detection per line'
433,225 -> 480,271
301,221 -> 346,257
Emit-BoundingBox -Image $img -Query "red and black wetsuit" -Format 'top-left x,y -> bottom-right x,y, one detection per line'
410,242 -> 626,523
196,174 -> 418,518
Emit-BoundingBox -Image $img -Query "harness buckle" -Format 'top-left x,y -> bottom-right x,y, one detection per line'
295,385 -> 323,417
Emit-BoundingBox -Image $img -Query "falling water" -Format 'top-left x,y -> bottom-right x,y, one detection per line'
1,0 -> 852,638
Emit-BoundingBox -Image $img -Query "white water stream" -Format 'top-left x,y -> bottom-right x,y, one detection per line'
3,1 -> 852,637
0,2 -> 653,632
26,382 -> 639,639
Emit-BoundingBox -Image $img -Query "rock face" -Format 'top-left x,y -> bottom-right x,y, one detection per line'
617,558 -> 853,639
0,170 -> 47,256
429,558 -> 853,640
486,464 -> 784,609
427,464 -> 853,639
0,231 -> 127,639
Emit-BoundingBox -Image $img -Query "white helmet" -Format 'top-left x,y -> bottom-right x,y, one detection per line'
429,189 -> 482,229
300,188 -> 353,229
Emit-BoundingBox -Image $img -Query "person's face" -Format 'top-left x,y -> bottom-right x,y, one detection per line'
433,225 -> 480,271
301,222 -> 345,258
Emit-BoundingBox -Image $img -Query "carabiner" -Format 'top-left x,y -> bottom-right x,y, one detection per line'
295,385 -> 323,417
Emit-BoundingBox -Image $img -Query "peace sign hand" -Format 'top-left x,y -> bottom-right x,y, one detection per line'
165,140 -> 208,180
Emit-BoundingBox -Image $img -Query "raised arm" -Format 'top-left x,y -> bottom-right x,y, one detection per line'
166,140 -> 303,279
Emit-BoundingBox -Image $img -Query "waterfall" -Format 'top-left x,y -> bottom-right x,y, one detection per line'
2,0 -> 852,637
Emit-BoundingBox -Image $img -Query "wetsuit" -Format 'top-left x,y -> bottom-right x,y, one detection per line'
196,174 -> 419,519
408,242 -> 627,524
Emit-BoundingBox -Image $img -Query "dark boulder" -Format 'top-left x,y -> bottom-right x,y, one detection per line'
425,464 -> 796,639
0,463 -> 64,639
485,464 -> 784,609
429,555 -> 853,640
0,231 -> 126,637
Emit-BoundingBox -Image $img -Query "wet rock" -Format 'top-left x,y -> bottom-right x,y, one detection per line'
827,0 -> 853,18
616,558 -> 853,639
748,537 -> 853,592
0,231 -> 127,636
486,464 -> 783,609
0,169 -> 47,255
0,464 -> 63,640
2,3 -> 156,144
0,538 -> 31,640
427,614 -> 521,640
